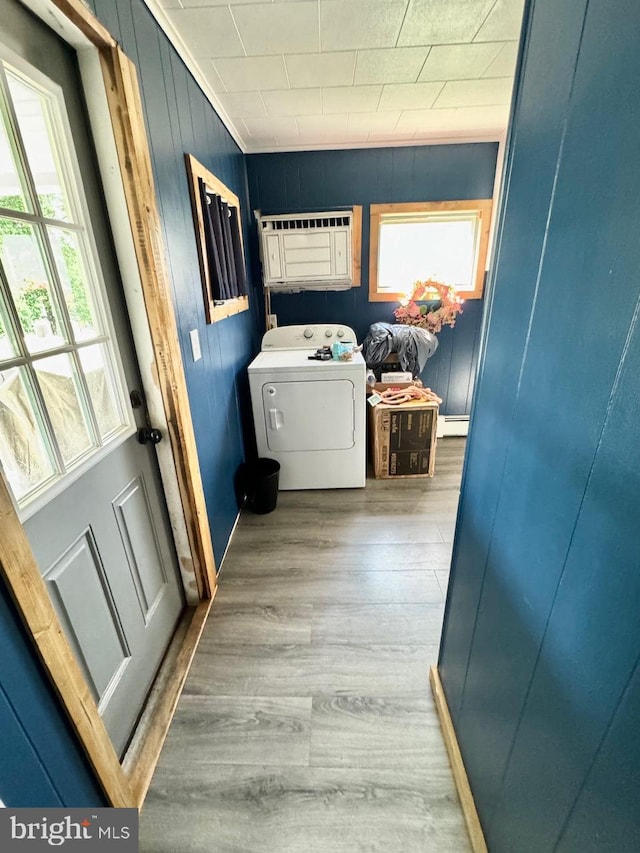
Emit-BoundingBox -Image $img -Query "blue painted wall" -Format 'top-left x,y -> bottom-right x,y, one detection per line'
246,145 -> 497,415
90,0 -> 262,564
439,1 -> 640,851
0,582 -> 104,806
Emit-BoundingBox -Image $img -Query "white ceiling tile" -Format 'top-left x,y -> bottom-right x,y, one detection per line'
269,138 -> 301,152
322,85 -> 382,114
213,56 -> 288,92
347,111 -> 401,132
246,136 -> 279,150
182,0 -> 270,6
378,82 -> 444,111
396,108 -> 455,130
243,116 -> 299,137
446,104 -> 511,131
217,91 -> 267,117
369,129 -> 417,142
482,41 -> 519,77
231,3 -> 319,55
296,114 -> 349,134
354,47 -> 429,85
397,104 -> 509,133
418,42 -> 503,82
158,0 -> 183,8
398,0 -> 495,46
285,52 -> 356,89
337,130 -> 371,142
262,88 -> 323,116
474,0 -> 525,41
204,62 -> 227,92
434,77 -> 513,108
320,0 -> 409,51
166,8 -> 244,57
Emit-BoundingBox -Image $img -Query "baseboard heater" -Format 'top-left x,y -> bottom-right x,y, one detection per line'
437,415 -> 470,437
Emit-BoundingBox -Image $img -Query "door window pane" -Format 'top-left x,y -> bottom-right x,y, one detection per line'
34,353 -> 93,464
0,216 -> 67,352
79,344 -> 123,439
6,72 -> 71,222
0,112 -> 29,213
48,227 -> 99,340
0,297 -> 18,360
0,365 -> 55,500
0,58 -> 132,510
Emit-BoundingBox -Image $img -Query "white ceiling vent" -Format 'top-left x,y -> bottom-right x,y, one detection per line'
256,210 -> 353,291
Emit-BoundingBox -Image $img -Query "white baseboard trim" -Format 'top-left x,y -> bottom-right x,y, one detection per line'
437,415 -> 470,438
216,508 -> 243,574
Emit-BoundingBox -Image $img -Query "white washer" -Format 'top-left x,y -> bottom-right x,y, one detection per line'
248,324 -> 366,490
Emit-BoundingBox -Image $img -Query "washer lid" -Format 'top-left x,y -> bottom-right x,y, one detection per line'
249,349 -> 365,373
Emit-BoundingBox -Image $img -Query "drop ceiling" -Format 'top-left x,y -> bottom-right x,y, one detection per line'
146,0 -> 525,153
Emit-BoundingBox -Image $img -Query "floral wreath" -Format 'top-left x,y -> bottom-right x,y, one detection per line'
393,278 -> 463,334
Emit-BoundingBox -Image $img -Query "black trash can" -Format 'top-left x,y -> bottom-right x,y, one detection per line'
245,458 -> 280,514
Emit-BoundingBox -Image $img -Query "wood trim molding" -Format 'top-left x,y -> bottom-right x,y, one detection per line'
50,0 -> 115,48
101,50 -> 216,601
123,597 -> 214,807
430,666 -> 489,853
368,199 -> 493,302
185,152 -> 250,325
368,208 -> 383,301
351,204 -> 362,287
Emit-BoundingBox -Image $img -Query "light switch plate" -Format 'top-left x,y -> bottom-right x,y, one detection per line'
189,329 -> 202,362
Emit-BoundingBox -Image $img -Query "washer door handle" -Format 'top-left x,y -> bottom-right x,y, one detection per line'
268,408 -> 283,430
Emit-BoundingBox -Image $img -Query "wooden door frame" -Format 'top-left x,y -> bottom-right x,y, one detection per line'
0,0 -> 217,807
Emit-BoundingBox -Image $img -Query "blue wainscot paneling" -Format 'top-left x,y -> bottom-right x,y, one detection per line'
439,1 -> 640,852
92,0 -> 262,564
0,583 -> 104,807
246,144 -> 497,415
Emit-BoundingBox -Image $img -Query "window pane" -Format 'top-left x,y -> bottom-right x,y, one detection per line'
0,365 -> 55,500
6,72 -> 71,222
0,109 -> 29,214
48,227 -> 99,341
34,353 -> 93,464
78,344 -> 124,440
0,296 -> 18,361
0,216 -> 67,353
379,218 -> 477,293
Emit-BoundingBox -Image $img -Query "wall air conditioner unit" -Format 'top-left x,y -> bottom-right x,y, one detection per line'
256,210 -> 353,291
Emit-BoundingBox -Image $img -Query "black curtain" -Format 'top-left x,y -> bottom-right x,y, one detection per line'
198,178 -> 247,301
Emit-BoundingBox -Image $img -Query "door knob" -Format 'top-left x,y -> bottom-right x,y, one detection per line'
137,427 -> 163,445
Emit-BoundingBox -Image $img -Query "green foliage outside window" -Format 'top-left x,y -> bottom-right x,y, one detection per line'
0,194 -> 92,339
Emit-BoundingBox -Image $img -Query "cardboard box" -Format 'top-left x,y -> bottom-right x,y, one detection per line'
369,400 -> 438,479
366,380 -> 416,395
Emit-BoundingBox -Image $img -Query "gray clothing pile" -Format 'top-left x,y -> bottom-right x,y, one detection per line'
362,322 -> 438,376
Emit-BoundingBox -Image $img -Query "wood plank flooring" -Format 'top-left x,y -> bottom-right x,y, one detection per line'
140,437 -> 470,853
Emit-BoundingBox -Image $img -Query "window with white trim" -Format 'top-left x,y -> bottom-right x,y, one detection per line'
0,58 -> 130,509
369,200 -> 493,302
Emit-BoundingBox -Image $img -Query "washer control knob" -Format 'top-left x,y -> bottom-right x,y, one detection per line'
336,328 -> 344,338
303,328 -> 314,339
325,329 -> 333,338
